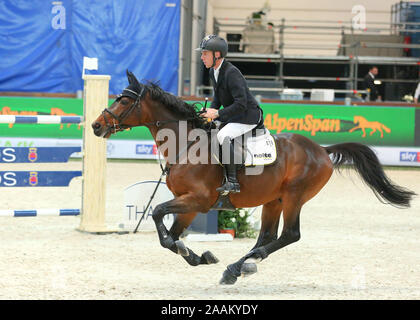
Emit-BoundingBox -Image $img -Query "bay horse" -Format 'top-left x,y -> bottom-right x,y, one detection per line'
92,71 -> 416,285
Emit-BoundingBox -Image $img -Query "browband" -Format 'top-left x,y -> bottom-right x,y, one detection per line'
122,88 -> 139,96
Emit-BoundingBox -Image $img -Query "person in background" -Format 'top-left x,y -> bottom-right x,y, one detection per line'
363,66 -> 382,102
414,78 -> 420,103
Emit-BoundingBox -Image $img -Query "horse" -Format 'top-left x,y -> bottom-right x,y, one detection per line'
92,71 -> 416,285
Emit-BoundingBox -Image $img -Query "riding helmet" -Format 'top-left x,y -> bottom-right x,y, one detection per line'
196,34 -> 228,57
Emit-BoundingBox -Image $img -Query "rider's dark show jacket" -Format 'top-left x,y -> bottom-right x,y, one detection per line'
210,60 -> 261,125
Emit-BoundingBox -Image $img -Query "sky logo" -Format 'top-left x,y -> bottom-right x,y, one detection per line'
136,144 -> 156,155
400,151 -> 420,162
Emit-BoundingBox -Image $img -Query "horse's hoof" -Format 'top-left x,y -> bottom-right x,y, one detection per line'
241,262 -> 258,277
219,269 -> 237,285
175,240 -> 189,257
202,251 -> 219,264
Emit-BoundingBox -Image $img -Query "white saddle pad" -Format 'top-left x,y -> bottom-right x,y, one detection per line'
244,130 -> 277,166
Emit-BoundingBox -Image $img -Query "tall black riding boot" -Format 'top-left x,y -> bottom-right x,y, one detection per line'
216,141 -> 241,195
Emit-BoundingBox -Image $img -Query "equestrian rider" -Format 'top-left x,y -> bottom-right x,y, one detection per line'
197,35 -> 262,194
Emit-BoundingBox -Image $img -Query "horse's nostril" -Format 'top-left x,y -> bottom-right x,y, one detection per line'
92,122 -> 101,130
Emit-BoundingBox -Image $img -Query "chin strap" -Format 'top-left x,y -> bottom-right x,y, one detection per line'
211,52 -> 223,68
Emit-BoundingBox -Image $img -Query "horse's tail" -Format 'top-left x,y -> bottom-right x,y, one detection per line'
324,142 -> 416,208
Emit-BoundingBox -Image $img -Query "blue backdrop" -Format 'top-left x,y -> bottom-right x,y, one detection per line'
0,0 -> 180,94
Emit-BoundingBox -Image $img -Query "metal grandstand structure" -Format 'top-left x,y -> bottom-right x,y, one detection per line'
194,3 -> 420,102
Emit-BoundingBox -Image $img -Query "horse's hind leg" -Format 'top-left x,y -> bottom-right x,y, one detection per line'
240,194 -> 302,276
246,162 -> 332,267
219,199 -> 282,285
256,200 -> 283,245
220,193 -> 303,285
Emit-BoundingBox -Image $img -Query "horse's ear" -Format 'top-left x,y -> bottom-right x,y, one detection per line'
126,69 -> 141,88
126,69 -> 134,84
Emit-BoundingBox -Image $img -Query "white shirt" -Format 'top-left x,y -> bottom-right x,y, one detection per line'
213,58 -> 224,83
368,72 -> 375,79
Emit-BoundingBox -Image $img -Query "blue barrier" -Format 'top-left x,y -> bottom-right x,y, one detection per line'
0,115 -> 82,124
0,147 -> 81,163
0,209 -> 80,217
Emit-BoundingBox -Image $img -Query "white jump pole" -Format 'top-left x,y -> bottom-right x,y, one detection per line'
77,75 -> 118,234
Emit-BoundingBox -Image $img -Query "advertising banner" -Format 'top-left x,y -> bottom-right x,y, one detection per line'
262,103 -> 416,147
122,181 -> 175,232
371,146 -> 420,167
1,97 -> 418,165
0,97 -> 152,140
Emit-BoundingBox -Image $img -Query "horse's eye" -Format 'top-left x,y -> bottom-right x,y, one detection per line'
120,99 -> 128,105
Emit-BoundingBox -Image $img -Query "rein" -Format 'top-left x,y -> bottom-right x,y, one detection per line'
101,86 -> 207,136
132,165 -> 167,233
132,138 -> 197,233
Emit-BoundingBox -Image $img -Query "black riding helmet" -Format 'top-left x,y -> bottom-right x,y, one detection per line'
196,35 -> 228,67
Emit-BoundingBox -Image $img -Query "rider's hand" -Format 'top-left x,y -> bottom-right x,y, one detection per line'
201,108 -> 219,120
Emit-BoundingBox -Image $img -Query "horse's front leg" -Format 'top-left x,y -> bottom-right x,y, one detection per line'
169,212 -> 219,266
152,201 -> 179,252
152,196 -> 219,266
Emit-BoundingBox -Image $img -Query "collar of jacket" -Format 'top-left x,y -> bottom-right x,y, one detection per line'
211,59 -> 229,88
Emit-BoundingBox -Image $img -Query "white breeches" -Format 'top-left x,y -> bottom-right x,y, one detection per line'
217,122 -> 258,145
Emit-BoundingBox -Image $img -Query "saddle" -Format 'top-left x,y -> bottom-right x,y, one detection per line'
210,120 -> 277,211
212,118 -> 277,168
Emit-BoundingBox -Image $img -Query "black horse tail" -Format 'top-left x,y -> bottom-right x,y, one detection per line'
324,142 -> 416,208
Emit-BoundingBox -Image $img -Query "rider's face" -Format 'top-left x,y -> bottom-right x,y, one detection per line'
201,50 -> 214,69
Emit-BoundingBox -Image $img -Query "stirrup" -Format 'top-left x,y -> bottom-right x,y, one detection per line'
216,181 -> 241,195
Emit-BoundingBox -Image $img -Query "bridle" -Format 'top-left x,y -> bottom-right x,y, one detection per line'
101,87 -> 145,137
101,86 -> 213,138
